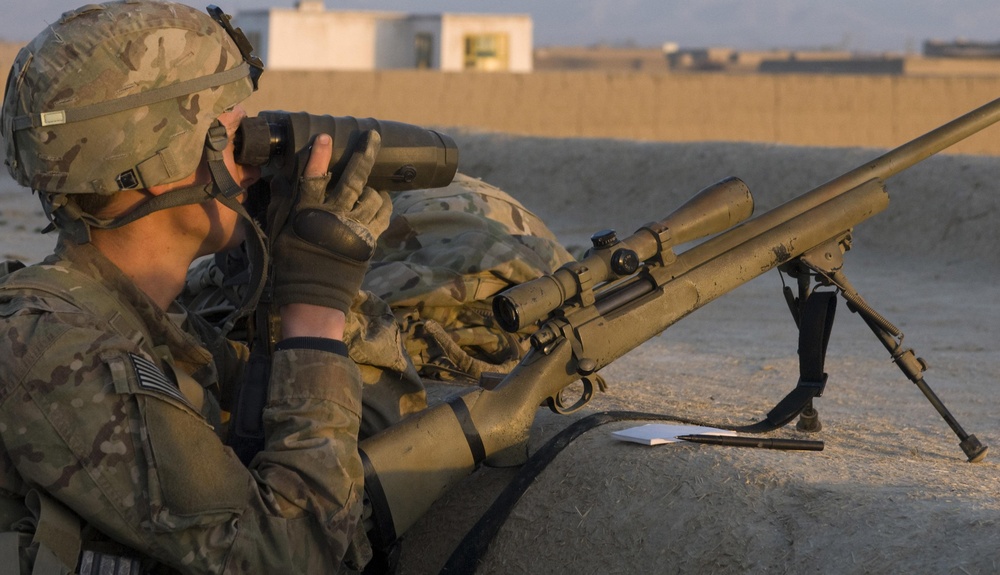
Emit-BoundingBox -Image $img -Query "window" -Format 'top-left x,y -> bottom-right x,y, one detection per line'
415,33 -> 433,69
463,33 -> 509,71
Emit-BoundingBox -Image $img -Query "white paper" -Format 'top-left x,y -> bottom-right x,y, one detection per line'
611,424 -> 737,446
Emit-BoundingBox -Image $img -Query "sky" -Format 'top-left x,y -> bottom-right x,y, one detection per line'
4,0 -> 1000,53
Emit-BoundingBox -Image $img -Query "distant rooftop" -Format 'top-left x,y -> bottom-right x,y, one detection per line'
924,39 -> 1000,59
534,44 -> 1000,76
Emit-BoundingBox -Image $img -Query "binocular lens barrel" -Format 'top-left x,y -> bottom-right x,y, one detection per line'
235,111 -> 459,191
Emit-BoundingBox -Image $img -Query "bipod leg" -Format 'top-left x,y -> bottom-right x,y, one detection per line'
779,260 -> 834,433
827,269 -> 988,463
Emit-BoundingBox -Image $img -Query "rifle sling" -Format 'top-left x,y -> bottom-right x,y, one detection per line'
359,447 -> 398,562
736,290 -> 836,434
226,301 -> 274,466
440,410 -> 707,574
437,292 -> 838,572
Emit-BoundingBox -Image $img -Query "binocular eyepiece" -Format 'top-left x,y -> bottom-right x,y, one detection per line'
235,111 -> 459,191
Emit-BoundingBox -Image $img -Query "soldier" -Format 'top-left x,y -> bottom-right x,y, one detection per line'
0,1 -> 388,572
0,0 -> 579,572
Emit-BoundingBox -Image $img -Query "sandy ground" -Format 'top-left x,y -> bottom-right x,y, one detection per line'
2,134 -> 998,574
400,133 -> 1000,574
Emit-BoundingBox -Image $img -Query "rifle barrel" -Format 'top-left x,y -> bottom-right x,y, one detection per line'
672,95 -> 1000,276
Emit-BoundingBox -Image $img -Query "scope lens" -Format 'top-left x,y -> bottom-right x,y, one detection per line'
492,295 -> 521,333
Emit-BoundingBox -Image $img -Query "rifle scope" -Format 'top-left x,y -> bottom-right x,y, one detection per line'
493,177 -> 754,332
235,111 -> 459,191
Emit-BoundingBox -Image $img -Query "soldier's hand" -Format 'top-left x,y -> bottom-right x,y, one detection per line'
270,130 -> 392,313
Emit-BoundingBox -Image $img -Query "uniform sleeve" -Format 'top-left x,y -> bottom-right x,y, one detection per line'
236,347 -> 366,570
0,309 -> 365,574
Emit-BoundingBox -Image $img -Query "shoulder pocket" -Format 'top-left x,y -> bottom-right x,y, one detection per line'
102,350 -> 252,531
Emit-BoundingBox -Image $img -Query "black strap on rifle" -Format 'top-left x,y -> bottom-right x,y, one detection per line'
440,411 -> 699,574
735,290 -> 836,434
359,449 -> 402,575
442,402 -> 835,573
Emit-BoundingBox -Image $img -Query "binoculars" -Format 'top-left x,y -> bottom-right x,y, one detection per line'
235,111 -> 459,191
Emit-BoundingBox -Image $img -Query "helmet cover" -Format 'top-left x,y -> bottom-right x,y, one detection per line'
1,0 -> 255,195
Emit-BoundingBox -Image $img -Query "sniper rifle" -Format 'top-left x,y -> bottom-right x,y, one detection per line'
358,95 -> 1000,562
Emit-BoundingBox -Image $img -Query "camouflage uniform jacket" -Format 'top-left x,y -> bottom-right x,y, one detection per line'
0,237 -> 365,573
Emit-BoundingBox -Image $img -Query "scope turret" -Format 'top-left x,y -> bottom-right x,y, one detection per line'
493,177 -> 754,333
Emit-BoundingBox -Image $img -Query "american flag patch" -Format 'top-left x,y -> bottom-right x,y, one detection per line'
129,352 -> 191,406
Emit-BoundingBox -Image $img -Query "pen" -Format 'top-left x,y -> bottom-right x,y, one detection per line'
675,434 -> 825,451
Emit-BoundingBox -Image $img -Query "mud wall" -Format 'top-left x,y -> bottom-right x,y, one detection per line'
244,71 -> 1000,155
2,38 -> 999,154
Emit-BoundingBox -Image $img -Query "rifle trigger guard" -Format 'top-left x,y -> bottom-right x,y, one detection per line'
546,377 -> 596,415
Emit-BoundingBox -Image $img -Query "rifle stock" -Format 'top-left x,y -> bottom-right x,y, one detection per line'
359,95 -> 1000,549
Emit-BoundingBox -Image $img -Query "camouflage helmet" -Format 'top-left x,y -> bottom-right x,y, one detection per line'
1,0 -> 259,195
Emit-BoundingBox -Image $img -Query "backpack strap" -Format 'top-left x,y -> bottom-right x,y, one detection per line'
1,263 -> 150,347
0,260 -> 27,277
27,490 -> 80,574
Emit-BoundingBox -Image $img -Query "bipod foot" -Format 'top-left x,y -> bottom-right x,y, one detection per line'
796,404 -> 822,433
960,434 -> 988,463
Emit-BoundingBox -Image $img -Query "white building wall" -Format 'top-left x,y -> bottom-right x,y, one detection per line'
235,5 -> 531,72
267,11 -> 389,70
439,14 -> 533,72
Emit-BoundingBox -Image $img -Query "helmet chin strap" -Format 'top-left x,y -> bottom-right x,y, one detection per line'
39,119 -> 269,335
202,119 -> 270,336
44,182 -> 221,244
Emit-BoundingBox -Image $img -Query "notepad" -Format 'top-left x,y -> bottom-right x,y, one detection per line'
611,424 -> 737,446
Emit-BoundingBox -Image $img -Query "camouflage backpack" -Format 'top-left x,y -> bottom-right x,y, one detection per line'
362,173 -> 575,382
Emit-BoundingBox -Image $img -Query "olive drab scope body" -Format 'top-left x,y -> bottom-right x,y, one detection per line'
493,177 -> 755,332
235,111 -> 459,191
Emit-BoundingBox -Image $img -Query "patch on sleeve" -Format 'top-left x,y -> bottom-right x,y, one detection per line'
128,352 -> 189,406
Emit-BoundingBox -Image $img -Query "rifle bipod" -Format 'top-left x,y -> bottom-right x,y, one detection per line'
780,241 -> 988,463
